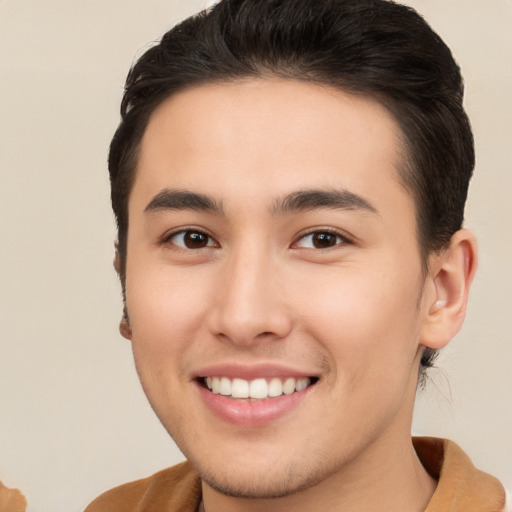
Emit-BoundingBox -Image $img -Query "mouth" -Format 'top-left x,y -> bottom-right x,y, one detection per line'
198,376 -> 319,400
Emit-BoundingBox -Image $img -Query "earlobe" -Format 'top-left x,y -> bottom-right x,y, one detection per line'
420,229 -> 478,350
119,309 -> 132,340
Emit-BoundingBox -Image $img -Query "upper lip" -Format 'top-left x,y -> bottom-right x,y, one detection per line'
192,363 -> 319,381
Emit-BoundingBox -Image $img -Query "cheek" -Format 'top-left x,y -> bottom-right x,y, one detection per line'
125,266 -> 212,424
125,263 -> 212,365
295,262 -> 423,385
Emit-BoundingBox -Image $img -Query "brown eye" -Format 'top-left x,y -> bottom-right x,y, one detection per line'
168,230 -> 216,249
312,232 -> 338,248
295,231 -> 345,249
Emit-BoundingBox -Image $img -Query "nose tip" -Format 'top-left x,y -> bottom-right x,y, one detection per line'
209,302 -> 293,346
207,258 -> 292,346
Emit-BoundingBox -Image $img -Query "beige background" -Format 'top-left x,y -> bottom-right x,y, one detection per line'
0,1 -> 510,511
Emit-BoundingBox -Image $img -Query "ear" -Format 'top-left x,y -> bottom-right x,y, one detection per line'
119,308 -> 132,340
113,242 -> 132,340
420,229 -> 478,350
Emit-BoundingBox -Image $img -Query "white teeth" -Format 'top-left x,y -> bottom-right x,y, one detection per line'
283,377 -> 296,395
203,376 -> 312,399
268,377 -> 283,397
249,378 -> 268,399
219,377 -> 231,396
295,377 -> 309,391
231,378 -> 249,398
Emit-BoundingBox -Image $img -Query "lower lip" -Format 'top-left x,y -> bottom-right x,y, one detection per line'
196,382 -> 313,427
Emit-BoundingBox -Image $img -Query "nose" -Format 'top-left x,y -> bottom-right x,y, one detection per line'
207,247 -> 293,346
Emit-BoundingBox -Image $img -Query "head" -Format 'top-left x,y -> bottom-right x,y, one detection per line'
110,0 -> 474,377
109,0 -> 477,503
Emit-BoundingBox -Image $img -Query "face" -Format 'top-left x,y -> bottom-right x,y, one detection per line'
124,79 -> 431,498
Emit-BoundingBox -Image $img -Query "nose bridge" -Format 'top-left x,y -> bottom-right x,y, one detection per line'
209,241 -> 291,344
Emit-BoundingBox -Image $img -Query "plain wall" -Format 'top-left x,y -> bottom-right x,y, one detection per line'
0,1 -> 510,511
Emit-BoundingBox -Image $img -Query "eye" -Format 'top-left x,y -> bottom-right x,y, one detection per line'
295,231 -> 346,249
166,230 -> 217,249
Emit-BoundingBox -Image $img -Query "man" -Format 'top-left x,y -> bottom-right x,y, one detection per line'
86,0 -> 509,510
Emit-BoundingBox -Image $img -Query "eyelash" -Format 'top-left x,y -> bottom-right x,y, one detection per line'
293,229 -> 349,250
161,227 -> 350,252
162,228 -> 218,250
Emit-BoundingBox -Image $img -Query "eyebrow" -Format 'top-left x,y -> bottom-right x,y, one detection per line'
271,188 -> 378,215
144,187 -> 377,217
144,189 -> 225,215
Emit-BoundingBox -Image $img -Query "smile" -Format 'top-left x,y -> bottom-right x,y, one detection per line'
201,376 -> 315,399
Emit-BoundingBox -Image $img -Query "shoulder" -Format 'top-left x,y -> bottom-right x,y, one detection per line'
414,437 -> 508,512
84,461 -> 201,512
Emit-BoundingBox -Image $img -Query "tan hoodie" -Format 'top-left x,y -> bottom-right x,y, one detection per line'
0,482 -> 26,512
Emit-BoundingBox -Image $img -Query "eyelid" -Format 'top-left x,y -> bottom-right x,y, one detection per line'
292,228 -> 351,249
158,226 -> 352,251
160,227 -> 220,249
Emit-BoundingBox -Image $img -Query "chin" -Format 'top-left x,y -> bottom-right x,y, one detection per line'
201,472 -> 312,499
191,452 -> 336,500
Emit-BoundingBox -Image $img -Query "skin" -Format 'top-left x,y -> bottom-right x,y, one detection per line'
120,79 -> 477,512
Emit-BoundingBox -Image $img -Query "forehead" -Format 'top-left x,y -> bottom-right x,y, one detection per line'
133,79 -> 411,216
